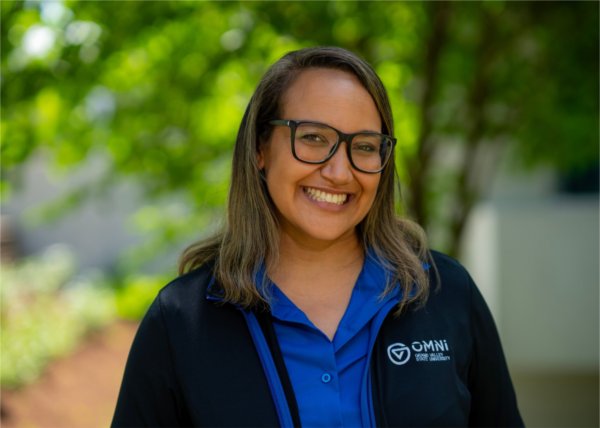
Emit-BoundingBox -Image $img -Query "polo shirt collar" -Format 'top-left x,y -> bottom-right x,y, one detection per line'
264,250 -> 401,349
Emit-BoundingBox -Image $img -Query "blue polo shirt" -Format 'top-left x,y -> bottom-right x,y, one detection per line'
268,253 -> 401,427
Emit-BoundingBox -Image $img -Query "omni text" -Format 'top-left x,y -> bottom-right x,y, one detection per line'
411,340 -> 449,353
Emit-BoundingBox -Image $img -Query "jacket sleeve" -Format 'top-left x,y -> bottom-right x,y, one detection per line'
112,293 -> 189,427
467,278 -> 524,427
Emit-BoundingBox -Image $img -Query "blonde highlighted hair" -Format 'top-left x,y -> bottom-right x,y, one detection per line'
180,46 -> 432,313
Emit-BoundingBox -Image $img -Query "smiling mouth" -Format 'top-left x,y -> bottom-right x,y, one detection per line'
303,187 -> 349,205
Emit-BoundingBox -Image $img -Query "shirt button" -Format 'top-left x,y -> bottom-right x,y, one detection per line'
321,373 -> 332,383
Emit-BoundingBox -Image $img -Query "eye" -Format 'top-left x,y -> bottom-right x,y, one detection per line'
298,133 -> 329,145
352,139 -> 379,154
355,143 -> 376,152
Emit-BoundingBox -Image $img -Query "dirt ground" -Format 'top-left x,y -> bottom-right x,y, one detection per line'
1,321 -> 138,428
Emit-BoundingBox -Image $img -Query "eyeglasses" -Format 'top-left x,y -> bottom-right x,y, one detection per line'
268,119 -> 395,174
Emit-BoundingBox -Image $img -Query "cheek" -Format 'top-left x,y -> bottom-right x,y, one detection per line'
365,176 -> 381,198
259,140 -> 289,174
360,177 -> 382,214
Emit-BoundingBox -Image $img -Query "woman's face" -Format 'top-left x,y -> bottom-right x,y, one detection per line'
258,68 -> 382,247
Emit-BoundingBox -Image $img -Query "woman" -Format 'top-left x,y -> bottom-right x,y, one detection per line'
112,47 -> 523,427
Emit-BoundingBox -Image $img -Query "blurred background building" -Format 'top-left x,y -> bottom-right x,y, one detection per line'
463,161 -> 599,426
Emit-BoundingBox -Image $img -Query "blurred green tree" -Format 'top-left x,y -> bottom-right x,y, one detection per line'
408,1 -> 598,253
2,0 -> 597,261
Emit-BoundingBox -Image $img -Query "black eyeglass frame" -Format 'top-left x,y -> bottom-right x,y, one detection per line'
268,119 -> 396,174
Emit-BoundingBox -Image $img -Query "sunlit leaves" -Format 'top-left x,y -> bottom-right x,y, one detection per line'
2,0 -> 597,260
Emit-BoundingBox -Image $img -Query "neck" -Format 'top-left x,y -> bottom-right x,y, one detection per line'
268,229 -> 364,294
280,229 -> 363,266
268,229 -> 365,340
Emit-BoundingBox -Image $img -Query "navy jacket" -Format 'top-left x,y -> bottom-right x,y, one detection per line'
112,251 -> 523,427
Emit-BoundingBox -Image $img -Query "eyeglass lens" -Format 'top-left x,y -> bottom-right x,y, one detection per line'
293,122 -> 391,172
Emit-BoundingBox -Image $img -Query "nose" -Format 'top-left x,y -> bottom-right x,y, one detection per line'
320,142 -> 353,184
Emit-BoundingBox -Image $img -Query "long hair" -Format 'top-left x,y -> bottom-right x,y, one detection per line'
180,46 -> 431,313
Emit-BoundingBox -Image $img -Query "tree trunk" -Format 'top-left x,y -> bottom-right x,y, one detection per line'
407,1 -> 452,230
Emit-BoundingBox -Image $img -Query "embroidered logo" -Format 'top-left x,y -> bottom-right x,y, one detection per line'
387,343 -> 411,365
388,340 -> 451,365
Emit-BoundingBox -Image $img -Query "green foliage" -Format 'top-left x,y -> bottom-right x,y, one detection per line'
1,245 -> 116,389
2,0 -> 597,254
510,2 -> 599,172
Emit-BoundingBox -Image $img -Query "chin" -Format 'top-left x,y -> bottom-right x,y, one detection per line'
304,227 -> 358,245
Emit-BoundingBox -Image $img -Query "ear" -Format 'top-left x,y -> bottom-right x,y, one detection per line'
256,140 -> 268,170
257,148 -> 265,169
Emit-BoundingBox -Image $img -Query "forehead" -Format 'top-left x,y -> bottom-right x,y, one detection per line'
279,68 -> 381,132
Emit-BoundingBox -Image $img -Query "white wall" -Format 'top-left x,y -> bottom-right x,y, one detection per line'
2,152 -> 144,272
463,196 -> 599,371
461,168 -> 599,427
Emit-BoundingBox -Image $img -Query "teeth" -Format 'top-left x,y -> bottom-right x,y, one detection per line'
304,187 -> 348,205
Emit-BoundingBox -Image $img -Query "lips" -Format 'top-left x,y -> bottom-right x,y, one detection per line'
303,186 -> 349,205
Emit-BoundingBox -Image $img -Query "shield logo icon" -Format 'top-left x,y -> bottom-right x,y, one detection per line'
387,343 -> 411,365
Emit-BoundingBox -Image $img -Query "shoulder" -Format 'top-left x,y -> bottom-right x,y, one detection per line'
418,250 -> 481,315
428,250 -> 475,296
149,262 -> 218,325
429,250 -> 472,283
142,261 -> 247,351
